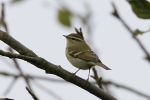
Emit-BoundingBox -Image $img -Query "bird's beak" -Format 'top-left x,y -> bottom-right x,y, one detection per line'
63,35 -> 67,38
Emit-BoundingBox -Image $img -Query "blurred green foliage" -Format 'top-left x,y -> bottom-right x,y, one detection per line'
57,8 -> 72,27
10,0 -> 25,4
133,28 -> 150,36
128,0 -> 150,19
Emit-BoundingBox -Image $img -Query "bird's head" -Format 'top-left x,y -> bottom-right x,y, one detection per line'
63,28 -> 84,42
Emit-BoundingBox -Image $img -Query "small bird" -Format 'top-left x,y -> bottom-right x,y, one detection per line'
64,28 -> 111,80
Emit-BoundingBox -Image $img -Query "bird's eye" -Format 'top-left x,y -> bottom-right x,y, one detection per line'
71,37 -> 76,40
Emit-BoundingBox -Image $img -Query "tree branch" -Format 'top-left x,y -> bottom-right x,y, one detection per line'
0,98 -> 13,100
0,30 -> 117,100
1,70 -> 150,100
0,30 -> 37,57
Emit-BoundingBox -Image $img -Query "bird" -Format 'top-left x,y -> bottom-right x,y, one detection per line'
63,28 -> 111,80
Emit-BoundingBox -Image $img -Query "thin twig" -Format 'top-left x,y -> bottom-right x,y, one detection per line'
0,3 -> 34,93
103,80 -> 150,100
3,77 -> 18,95
92,68 -> 103,88
112,2 -> 150,62
92,68 -> 113,96
32,80 -> 64,100
26,87 -> 39,100
0,3 -> 8,32
0,71 -> 65,83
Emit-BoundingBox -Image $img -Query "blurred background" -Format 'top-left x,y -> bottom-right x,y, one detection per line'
0,0 -> 150,100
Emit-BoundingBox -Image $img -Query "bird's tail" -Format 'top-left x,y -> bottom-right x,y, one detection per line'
97,62 -> 111,70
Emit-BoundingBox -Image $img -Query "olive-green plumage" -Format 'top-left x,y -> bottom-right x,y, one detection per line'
64,32 -> 111,70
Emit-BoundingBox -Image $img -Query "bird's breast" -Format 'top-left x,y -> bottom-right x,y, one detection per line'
66,50 -> 92,70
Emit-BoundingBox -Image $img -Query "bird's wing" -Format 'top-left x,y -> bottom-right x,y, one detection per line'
68,48 -> 111,70
68,49 -> 101,63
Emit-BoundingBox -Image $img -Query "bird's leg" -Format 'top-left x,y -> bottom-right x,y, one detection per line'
73,68 -> 80,75
87,68 -> 91,81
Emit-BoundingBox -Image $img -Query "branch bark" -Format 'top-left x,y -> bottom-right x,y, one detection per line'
0,30 -> 117,100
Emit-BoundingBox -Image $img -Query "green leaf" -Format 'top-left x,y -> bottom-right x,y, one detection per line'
133,28 -> 150,36
57,8 -> 72,27
10,0 -> 25,4
128,0 -> 150,19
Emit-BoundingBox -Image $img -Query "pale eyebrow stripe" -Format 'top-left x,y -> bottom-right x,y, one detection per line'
68,36 -> 83,41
